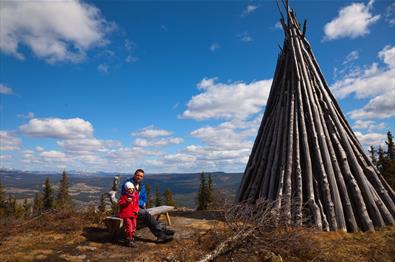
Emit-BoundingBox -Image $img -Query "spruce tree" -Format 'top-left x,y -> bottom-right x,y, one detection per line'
33,192 -> 43,216
197,172 -> 208,210
377,146 -> 386,174
368,145 -> 378,167
145,183 -> 154,208
98,194 -> 106,213
207,174 -> 214,205
42,177 -> 54,211
163,188 -> 176,206
56,170 -> 72,209
155,184 -> 162,207
23,198 -> 31,218
385,131 -> 395,160
0,180 -> 5,217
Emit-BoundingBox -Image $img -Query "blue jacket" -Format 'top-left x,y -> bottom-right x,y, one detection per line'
121,178 -> 147,208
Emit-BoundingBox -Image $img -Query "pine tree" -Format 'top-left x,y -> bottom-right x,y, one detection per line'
368,145 -> 378,167
33,192 -> 43,216
23,198 -> 31,218
5,195 -> 16,217
98,194 -> 106,213
207,174 -> 214,204
197,172 -> 208,210
42,177 -> 54,211
155,184 -> 162,207
377,146 -> 386,174
56,170 -> 72,209
385,131 -> 395,160
145,183 -> 154,208
0,180 -> 5,217
163,188 -> 176,206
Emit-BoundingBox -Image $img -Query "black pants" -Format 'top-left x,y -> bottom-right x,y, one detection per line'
137,207 -> 163,237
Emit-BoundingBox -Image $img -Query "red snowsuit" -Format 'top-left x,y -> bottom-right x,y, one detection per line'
118,191 -> 139,240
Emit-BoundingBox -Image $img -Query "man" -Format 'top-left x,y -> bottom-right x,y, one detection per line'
121,169 -> 175,243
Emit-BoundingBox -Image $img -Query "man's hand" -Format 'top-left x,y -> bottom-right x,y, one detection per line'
127,197 -> 132,202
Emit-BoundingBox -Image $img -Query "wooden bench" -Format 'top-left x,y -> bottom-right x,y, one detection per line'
104,205 -> 175,238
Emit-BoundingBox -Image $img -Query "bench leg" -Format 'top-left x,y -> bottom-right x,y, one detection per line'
156,214 -> 161,221
165,212 -> 171,226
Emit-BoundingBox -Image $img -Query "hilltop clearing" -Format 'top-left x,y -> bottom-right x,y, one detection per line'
0,210 -> 394,261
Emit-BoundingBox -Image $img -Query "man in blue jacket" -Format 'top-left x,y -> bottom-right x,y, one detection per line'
121,169 -> 174,243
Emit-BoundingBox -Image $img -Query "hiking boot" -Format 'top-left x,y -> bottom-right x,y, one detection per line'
126,239 -> 136,248
164,228 -> 175,236
156,233 -> 173,243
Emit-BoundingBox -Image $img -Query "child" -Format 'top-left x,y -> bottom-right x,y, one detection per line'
118,181 -> 139,247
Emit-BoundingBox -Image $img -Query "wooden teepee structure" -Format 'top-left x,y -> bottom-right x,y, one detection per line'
236,3 -> 395,232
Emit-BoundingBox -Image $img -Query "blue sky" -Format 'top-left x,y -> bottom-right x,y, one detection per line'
0,0 -> 394,173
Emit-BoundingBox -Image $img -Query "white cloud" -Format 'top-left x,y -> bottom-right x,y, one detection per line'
343,50 -> 359,65
237,32 -> 253,42
385,2 -> 395,25
20,118 -> 94,139
241,5 -> 259,17
349,90 -> 395,120
0,131 -> 21,151
354,131 -> 386,148
134,137 -> 183,147
133,126 -> 172,138
331,45 -> 395,121
210,43 -> 220,52
0,0 -> 114,63
17,112 -> 35,119
352,120 -> 385,131
181,77 -> 272,121
57,138 -> 105,154
274,21 -> 282,30
324,0 -> 380,40
0,84 -> 14,95
97,63 -> 108,73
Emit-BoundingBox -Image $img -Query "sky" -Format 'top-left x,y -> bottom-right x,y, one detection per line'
0,0 -> 394,173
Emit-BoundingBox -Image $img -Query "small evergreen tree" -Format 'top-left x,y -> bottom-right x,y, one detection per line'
207,174 -> 214,204
197,172 -> 208,210
33,192 -> 43,216
23,198 -> 31,218
98,194 -> 106,213
42,177 -> 54,211
155,184 -> 162,207
377,146 -> 387,174
163,188 -> 176,206
368,145 -> 378,166
386,131 -> 395,160
56,170 -> 73,209
0,180 -> 5,217
145,183 -> 154,208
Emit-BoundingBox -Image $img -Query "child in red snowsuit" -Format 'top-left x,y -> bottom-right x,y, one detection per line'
118,181 -> 139,247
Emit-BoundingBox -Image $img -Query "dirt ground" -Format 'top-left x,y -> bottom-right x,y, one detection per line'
0,210 -> 224,262
1,210 -> 394,262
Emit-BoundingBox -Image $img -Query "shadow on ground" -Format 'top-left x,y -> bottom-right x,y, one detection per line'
171,210 -> 224,221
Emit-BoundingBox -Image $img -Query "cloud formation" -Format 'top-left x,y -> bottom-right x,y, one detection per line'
241,5 -> 259,17
20,118 -> 94,139
331,45 -> 395,121
0,84 -> 14,95
133,126 -> 172,138
181,77 -> 272,121
324,0 -> 380,40
0,131 -> 21,151
0,0 -> 114,63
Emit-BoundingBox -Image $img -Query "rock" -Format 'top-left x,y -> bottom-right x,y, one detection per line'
263,251 -> 283,262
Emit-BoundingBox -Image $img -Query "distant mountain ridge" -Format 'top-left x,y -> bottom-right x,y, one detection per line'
0,169 -> 242,208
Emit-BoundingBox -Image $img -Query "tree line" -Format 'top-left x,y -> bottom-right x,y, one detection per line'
0,170 -> 72,222
369,131 -> 395,189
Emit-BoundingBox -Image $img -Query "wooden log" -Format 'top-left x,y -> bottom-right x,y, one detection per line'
293,28 -> 338,231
